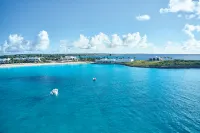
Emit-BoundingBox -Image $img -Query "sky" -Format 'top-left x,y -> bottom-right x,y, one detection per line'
0,0 -> 200,54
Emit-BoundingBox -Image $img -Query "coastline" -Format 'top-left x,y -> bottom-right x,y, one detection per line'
122,64 -> 200,69
0,61 -> 91,68
123,60 -> 200,69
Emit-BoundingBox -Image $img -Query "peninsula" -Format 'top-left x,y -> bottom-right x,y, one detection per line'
123,60 -> 200,68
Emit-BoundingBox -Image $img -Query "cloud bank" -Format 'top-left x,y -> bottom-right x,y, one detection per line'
160,0 -> 200,19
68,24 -> 200,54
70,32 -> 151,53
157,24 -> 200,54
1,24 -> 200,54
0,30 -> 49,54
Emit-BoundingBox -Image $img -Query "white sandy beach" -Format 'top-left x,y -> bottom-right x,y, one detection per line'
0,61 -> 91,68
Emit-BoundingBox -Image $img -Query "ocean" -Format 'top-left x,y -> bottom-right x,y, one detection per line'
0,64 -> 200,133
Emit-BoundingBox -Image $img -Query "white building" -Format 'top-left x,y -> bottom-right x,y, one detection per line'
149,56 -> 169,61
14,57 -> 41,62
0,58 -> 11,64
27,57 -> 41,62
62,56 -> 78,61
95,58 -> 134,63
95,58 -> 116,63
115,59 -> 134,63
14,57 -> 26,61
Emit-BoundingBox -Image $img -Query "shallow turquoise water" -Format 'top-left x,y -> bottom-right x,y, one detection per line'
0,64 -> 200,133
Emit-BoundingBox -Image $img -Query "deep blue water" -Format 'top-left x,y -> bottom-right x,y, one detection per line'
0,64 -> 200,133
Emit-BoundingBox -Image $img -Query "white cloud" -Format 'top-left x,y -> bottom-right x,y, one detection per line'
69,24 -> 200,54
35,30 -> 50,51
182,24 -> 200,51
196,1 -> 200,15
164,24 -> 200,54
185,14 -> 196,19
183,38 -> 200,50
160,0 -> 195,13
70,32 -> 151,53
73,34 -> 91,49
136,15 -> 151,21
183,24 -> 200,38
122,32 -> 148,48
90,32 -> 111,50
1,34 -> 31,53
2,25 -> 200,54
111,34 -> 123,47
59,40 -> 70,53
163,43 -> 183,54
160,0 -> 200,19
0,31 -> 50,53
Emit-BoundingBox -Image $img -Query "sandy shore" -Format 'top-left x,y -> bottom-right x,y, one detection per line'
0,61 -> 91,68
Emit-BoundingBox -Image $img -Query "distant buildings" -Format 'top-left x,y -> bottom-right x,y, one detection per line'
0,58 -> 11,64
95,58 -> 116,63
27,57 -> 41,62
149,57 -> 163,61
61,56 -> 78,62
13,57 -> 41,62
95,58 -> 134,63
0,57 -> 41,64
148,56 -> 173,61
115,58 -> 134,63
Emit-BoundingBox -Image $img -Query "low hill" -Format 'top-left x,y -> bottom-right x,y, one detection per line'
124,60 -> 200,68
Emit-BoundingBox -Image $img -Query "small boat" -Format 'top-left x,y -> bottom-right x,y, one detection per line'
50,88 -> 58,96
93,78 -> 96,81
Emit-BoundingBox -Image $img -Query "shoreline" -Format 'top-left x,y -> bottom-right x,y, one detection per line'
0,61 -> 91,68
122,64 -> 200,69
94,62 -> 200,69
123,60 -> 200,69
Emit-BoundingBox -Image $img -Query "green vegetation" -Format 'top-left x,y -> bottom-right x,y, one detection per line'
79,57 -> 95,62
0,54 -> 97,64
124,60 -> 200,68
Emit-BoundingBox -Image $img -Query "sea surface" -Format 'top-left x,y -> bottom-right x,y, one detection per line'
0,64 -> 200,133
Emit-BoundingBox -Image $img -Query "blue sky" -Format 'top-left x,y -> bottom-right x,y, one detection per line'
0,0 -> 200,54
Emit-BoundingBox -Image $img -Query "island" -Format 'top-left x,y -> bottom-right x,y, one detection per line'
1,54 -> 200,69
123,60 -> 200,68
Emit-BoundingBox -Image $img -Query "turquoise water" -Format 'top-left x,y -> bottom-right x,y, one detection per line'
0,64 -> 200,133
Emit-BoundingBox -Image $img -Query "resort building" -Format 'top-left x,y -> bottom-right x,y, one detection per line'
61,56 -> 78,62
115,58 -> 134,63
95,58 -> 134,63
148,56 -> 173,61
95,58 -> 116,63
27,57 -> 41,62
14,57 -> 26,61
149,56 -> 163,61
0,58 -> 11,64
14,57 -> 41,62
